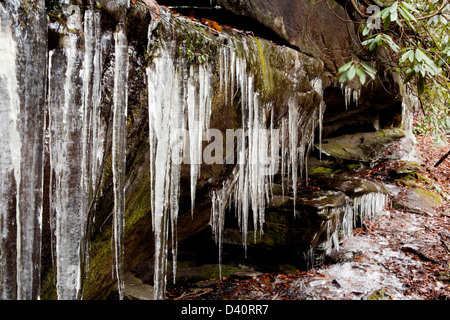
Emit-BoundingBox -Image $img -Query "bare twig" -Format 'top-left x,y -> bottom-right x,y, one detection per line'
435,149 -> 450,168
416,0 -> 449,21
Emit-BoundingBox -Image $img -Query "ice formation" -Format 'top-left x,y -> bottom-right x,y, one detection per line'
143,11 -> 327,297
48,8 -> 108,300
146,11 -> 216,298
111,24 -> 129,300
0,2 -> 393,301
0,3 -> 22,300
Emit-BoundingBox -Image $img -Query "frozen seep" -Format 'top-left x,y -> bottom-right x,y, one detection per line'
352,192 -> 388,225
48,10 -> 85,300
211,36 -> 325,273
0,4 -> 22,300
341,83 -> 361,109
0,0 -> 47,300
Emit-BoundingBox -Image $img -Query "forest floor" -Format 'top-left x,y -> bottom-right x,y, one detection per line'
166,132 -> 450,300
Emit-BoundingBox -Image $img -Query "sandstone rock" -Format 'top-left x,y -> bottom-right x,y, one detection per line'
216,0 -> 358,75
317,128 -> 407,162
394,187 -> 443,216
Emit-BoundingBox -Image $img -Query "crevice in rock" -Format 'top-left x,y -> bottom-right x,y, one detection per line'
156,0 -> 295,49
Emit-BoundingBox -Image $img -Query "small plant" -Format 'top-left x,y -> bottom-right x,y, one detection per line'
338,59 -> 377,85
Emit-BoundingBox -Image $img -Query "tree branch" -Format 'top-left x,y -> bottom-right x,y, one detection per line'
417,0 -> 449,21
435,149 -> 450,167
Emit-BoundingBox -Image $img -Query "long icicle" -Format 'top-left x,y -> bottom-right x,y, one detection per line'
111,23 -> 128,300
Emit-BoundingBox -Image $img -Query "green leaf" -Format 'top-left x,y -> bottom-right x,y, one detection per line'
381,7 -> 391,20
390,10 -> 398,23
360,61 -> 377,79
355,67 -> 367,84
361,39 -> 372,46
347,65 -> 356,81
362,25 -> 371,36
415,49 -> 426,62
399,4 -> 418,22
339,72 -> 348,83
400,2 -> 419,13
369,34 -> 382,51
400,50 -> 415,63
398,7 -> 414,29
383,34 -> 400,52
390,2 -> 398,13
383,16 -> 391,30
338,61 -> 353,74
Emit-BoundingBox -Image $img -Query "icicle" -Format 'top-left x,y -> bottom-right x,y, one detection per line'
111,24 -> 128,300
0,0 -> 47,300
341,83 -> 361,109
147,43 -> 175,300
288,99 -> 299,216
210,187 -> 226,279
187,64 -> 212,216
353,193 -> 388,227
341,204 -> 355,237
146,12 -> 213,298
81,7 -> 103,281
48,7 -> 86,300
0,6 -> 21,299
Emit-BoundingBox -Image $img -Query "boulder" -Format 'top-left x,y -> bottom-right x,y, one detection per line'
316,128 -> 407,162
311,174 -> 389,198
394,187 -> 443,216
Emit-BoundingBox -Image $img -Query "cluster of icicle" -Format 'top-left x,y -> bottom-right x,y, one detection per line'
301,191 -> 388,269
0,2 -> 388,301
321,192 -> 388,256
47,7 -> 125,300
145,11 -> 327,298
146,21 -> 214,300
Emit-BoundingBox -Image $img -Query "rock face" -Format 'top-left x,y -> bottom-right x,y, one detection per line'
216,0 -> 359,75
1,0 -> 412,300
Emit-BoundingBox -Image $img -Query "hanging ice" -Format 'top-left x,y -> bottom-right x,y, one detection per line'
352,192 -> 388,225
0,0 -> 46,300
146,11 -> 214,299
81,7 -> 104,285
0,4 -> 22,300
48,7 -> 105,300
111,23 -> 129,300
341,83 -> 361,108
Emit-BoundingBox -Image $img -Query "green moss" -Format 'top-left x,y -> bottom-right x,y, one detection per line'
124,165 -> 151,234
395,172 -> 432,186
82,240 -> 114,299
254,38 -> 273,98
413,187 -> 442,205
309,166 -> 334,174
367,289 -> 389,300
